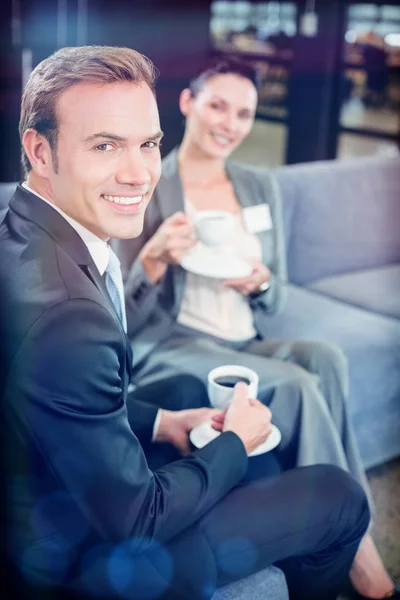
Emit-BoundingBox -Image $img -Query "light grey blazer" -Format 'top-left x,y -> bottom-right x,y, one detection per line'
114,149 -> 288,368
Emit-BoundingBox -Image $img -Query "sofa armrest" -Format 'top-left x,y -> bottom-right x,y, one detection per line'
212,566 -> 289,600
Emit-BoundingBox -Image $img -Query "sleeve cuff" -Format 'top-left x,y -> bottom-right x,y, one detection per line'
151,409 -> 163,442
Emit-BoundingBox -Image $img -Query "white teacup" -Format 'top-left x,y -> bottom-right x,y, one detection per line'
194,210 -> 235,246
208,365 -> 259,410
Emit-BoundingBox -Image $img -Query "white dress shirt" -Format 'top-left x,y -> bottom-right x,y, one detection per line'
22,182 -> 162,441
177,199 -> 261,340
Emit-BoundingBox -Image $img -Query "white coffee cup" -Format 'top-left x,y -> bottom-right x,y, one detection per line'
208,365 -> 259,410
194,210 -> 235,246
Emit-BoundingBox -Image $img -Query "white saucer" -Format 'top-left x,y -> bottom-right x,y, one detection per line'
181,246 -> 252,279
190,422 -> 282,457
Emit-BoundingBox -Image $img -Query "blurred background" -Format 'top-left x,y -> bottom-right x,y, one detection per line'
0,1 -> 399,587
0,0 -> 399,181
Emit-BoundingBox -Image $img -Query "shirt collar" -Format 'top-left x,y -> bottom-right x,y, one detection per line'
22,182 -> 110,275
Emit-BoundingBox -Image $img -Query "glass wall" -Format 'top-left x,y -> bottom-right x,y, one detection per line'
209,1 -> 297,120
210,1 -> 297,56
339,2 -> 400,156
209,1 -> 297,166
208,1 -> 400,165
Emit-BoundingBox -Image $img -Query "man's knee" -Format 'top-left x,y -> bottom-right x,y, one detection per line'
167,374 -> 210,410
310,465 -> 370,533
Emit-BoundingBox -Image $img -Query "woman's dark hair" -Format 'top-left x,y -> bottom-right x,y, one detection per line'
188,58 -> 259,98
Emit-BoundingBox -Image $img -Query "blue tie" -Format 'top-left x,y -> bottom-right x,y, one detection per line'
105,246 -> 127,332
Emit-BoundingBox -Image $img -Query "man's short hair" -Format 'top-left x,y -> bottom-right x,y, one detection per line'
19,45 -> 158,175
188,58 -> 259,98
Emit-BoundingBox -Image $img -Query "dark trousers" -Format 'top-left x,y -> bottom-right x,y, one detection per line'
132,375 -> 370,600
4,376 -> 369,600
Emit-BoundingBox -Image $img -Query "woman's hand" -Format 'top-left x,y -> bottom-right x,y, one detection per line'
139,211 -> 196,283
223,260 -> 270,295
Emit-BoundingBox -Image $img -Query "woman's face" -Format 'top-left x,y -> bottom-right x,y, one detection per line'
180,73 -> 258,159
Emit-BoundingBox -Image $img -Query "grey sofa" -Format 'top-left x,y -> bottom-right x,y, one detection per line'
213,566 -> 288,600
265,154 -> 400,470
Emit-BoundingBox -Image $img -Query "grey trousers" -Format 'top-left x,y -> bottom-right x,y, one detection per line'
133,324 -> 373,512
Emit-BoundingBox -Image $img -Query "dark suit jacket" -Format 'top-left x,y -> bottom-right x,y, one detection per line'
0,185 -> 248,593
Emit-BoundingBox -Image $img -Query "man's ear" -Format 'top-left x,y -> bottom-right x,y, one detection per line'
179,88 -> 192,117
22,129 -> 54,177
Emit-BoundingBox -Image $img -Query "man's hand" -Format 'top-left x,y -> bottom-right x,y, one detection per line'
223,382 -> 272,455
155,408 -> 225,456
223,260 -> 270,295
139,212 -> 196,283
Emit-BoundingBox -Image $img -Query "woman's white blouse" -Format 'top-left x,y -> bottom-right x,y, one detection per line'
177,200 -> 262,341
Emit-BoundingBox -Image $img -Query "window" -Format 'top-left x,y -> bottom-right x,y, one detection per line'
340,2 -> 400,142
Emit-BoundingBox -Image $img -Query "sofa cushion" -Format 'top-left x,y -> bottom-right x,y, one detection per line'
212,566 -> 288,600
307,264 -> 400,321
256,283 -> 400,469
273,156 -> 400,285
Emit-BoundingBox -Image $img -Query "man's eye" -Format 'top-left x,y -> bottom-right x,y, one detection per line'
142,140 -> 160,149
95,143 -> 114,152
210,103 -> 223,111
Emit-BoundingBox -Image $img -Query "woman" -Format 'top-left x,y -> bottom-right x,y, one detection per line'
117,59 -> 398,599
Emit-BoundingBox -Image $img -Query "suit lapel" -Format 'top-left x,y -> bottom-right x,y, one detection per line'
225,162 -> 271,265
82,266 -> 132,378
159,150 -> 187,312
158,149 -> 185,221
10,185 -> 131,348
11,185 -> 95,268
225,162 -> 255,210
79,263 -> 120,325
125,343 -> 133,379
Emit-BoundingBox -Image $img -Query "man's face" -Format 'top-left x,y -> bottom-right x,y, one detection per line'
45,81 -> 162,240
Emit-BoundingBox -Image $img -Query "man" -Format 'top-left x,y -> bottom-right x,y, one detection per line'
0,46 -> 369,600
